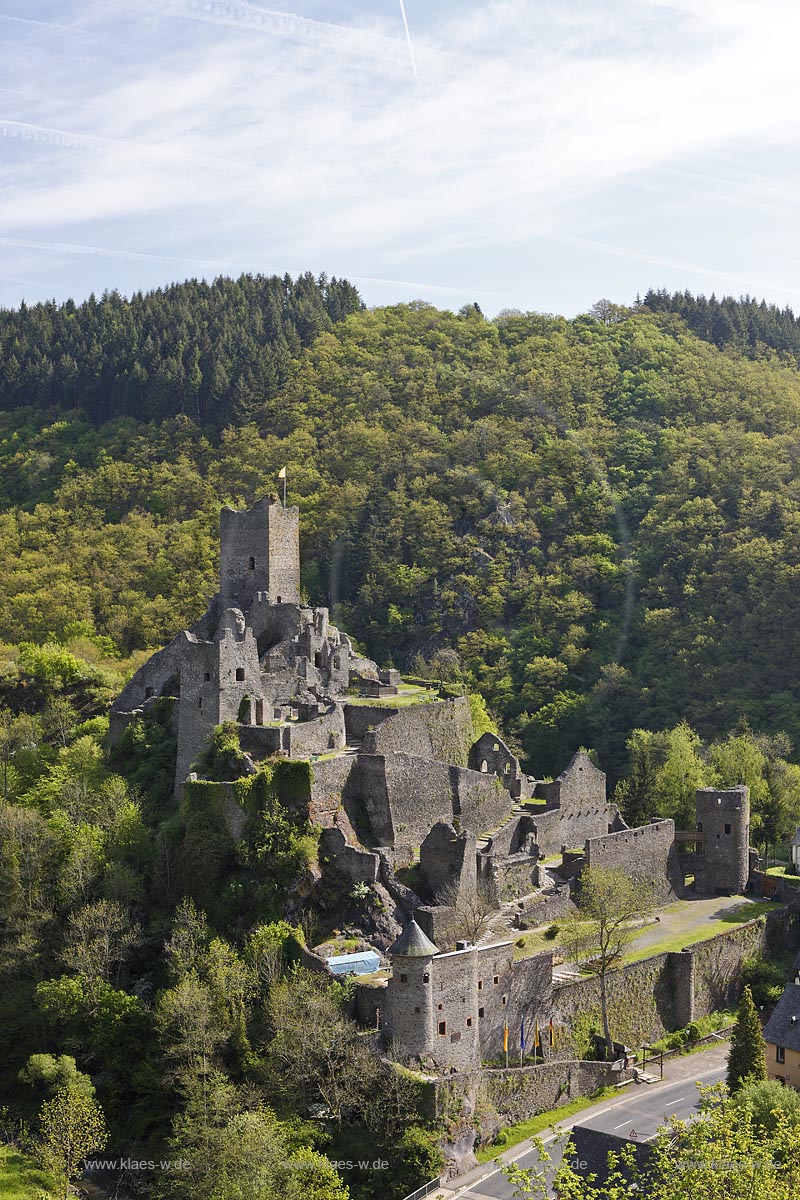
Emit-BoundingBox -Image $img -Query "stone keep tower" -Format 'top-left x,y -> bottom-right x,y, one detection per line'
219,494 -> 300,609
695,785 -> 750,894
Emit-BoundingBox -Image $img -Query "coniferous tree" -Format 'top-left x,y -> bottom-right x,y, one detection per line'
727,984 -> 767,1092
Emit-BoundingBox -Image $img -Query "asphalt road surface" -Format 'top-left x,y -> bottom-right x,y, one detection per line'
454,1062 -> 725,1199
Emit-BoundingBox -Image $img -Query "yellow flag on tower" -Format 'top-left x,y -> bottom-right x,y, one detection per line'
278,466 -> 287,479
503,1022 -> 508,1053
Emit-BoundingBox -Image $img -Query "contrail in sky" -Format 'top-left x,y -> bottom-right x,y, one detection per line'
397,0 -> 418,78
0,235 -> 219,267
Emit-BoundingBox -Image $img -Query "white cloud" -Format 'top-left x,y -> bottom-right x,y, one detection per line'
3,0 -> 800,303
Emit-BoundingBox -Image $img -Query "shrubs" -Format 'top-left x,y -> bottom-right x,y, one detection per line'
740,954 -> 787,1006
543,923 -> 560,940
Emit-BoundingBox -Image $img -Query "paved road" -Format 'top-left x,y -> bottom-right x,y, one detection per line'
453,1060 -> 725,1199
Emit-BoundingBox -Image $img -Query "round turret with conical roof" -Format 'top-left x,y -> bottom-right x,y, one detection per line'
385,919 -> 439,1062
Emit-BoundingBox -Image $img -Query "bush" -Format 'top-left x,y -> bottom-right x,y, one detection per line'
543,923 -> 560,940
740,955 -> 787,1007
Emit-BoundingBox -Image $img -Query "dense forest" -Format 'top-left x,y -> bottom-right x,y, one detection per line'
4,275 -> 800,1195
2,280 -> 800,773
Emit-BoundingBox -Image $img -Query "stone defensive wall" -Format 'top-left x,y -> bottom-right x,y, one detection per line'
345,695 -> 475,767
239,705 -> 346,761
551,903 -> 800,1051
529,803 -> 616,859
583,819 -> 683,903
435,1059 -> 633,1128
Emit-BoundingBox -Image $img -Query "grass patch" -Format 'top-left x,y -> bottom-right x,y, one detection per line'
476,1087 -> 618,1162
346,684 -> 441,708
621,900 -> 775,965
512,930 -> 555,961
0,1146 -> 57,1199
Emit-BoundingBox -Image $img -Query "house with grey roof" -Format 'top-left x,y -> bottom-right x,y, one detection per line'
762,980 -> 800,1089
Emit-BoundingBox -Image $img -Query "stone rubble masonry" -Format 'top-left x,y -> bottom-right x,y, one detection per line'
360,696 -> 475,766
348,752 -> 511,849
470,730 -> 535,800
419,822 -> 477,904
319,826 -> 380,884
111,497 -> 371,794
435,1059 -> 632,1127
385,901 -> 800,1071
513,884 -> 575,929
583,819 -> 684,903
219,494 -> 300,608
694,786 -> 750,894
529,752 -> 623,858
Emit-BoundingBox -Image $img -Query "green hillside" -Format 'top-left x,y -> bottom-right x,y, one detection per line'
2,281 -> 800,778
3,278 -> 800,1196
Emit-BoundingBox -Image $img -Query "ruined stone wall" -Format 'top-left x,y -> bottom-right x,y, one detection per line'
549,908 -> 800,1052
319,825 -> 380,884
584,819 -> 683,903
536,752 -> 606,813
552,952 -> 680,1051
419,823 -> 477,904
175,635 -> 221,792
416,905 -> 457,946
690,912 -> 773,1015
486,813 -> 537,858
112,633 -> 185,721
532,804 -> 615,859
469,731 -> 531,798
346,753 -> 510,849
363,697 -> 475,766
308,755 -> 357,826
514,885 -> 575,930
286,706 -> 346,758
342,704 -> 396,743
485,853 -> 538,902
354,980 -> 387,1029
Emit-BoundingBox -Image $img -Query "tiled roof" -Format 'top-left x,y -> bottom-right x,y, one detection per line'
763,983 -> 800,1053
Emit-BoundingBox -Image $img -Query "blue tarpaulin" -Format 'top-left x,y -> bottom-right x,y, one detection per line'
327,950 -> 381,976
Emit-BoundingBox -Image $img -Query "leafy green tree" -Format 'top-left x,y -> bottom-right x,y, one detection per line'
505,1084 -> 800,1198
560,867 -> 656,1047
733,1077 -> 800,1134
19,1053 -> 95,1104
37,1084 -> 107,1200
727,984 -> 767,1092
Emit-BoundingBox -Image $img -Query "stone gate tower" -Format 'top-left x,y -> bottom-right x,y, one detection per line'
694,785 -> 750,894
219,494 -> 300,609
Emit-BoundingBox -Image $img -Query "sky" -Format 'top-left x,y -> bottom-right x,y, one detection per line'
3,0 -> 800,316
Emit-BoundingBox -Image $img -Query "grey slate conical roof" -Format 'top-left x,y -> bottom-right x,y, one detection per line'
387,918 -> 439,958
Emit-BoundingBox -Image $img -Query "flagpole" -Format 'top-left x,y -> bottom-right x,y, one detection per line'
283,472 -> 286,509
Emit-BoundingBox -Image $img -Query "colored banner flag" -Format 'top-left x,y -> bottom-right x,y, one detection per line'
534,1019 -> 540,1052
520,1016 -> 526,1053
503,1023 -> 508,1053
278,467 -> 287,479
549,1018 -> 555,1048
